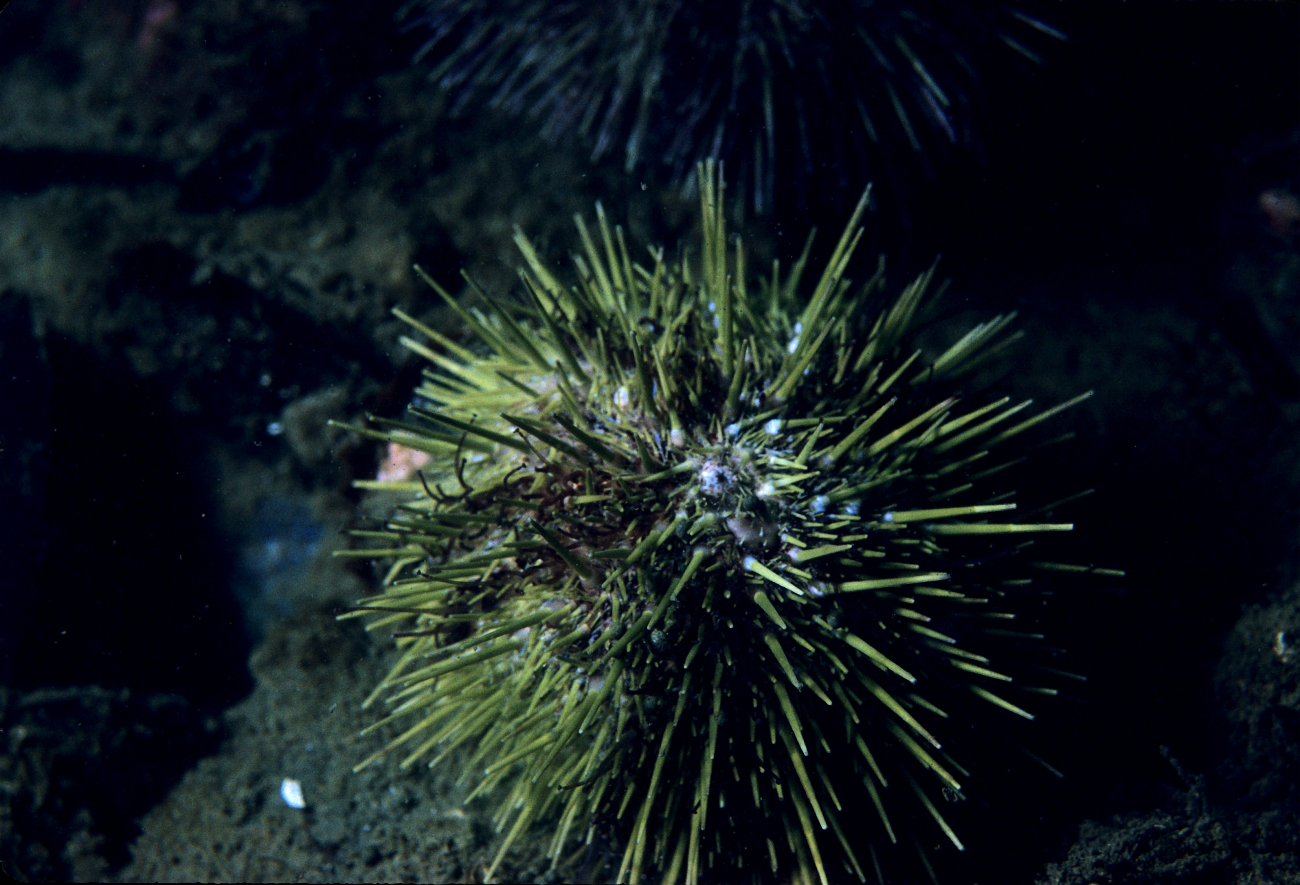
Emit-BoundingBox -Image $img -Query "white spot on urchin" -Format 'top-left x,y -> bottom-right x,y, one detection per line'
725,422 -> 741,438
756,480 -> 776,499
764,418 -> 782,435
882,511 -> 895,523
670,428 -> 685,448
614,386 -> 631,410
786,323 -> 804,353
809,495 -> 829,515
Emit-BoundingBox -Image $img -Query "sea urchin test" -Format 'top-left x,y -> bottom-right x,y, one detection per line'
334,164 -> 1105,885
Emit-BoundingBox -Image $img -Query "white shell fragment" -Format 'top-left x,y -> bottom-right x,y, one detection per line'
280,777 -> 306,809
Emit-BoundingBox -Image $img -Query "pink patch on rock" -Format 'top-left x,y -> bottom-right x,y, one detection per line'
377,443 -> 432,483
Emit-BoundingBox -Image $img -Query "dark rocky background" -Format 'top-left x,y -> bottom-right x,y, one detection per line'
0,1 -> 1296,882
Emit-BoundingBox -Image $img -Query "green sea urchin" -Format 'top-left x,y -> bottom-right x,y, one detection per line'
337,164 -> 1104,884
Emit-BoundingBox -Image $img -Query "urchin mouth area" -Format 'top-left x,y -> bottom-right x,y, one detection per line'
689,446 -> 783,554
694,451 -> 740,500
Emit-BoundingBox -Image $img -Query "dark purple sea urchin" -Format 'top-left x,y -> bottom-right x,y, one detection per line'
335,164 -> 1112,883
402,0 -> 1063,213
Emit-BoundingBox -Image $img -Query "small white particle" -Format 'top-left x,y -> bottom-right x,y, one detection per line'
809,495 -> 829,515
725,422 -> 741,438
787,336 -> 800,354
882,512 -> 894,523
280,778 -> 306,809
266,421 -> 283,436
763,418 -> 782,435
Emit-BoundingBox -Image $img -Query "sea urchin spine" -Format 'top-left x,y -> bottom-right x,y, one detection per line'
335,163 -> 1105,884
404,0 -> 1065,214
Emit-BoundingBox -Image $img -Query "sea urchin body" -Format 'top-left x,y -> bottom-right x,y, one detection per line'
338,164 -> 1098,884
